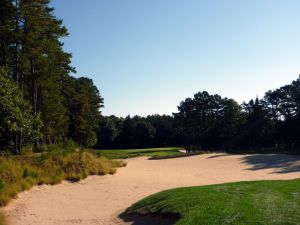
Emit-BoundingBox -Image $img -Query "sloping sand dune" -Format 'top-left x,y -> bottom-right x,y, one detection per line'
3,153 -> 300,225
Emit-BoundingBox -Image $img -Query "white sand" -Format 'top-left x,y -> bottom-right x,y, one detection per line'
3,153 -> 300,225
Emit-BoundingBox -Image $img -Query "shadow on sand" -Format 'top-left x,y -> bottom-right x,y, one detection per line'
118,212 -> 180,225
206,153 -> 300,174
239,154 -> 300,174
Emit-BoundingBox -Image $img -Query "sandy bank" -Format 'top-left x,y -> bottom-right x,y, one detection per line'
3,153 -> 300,225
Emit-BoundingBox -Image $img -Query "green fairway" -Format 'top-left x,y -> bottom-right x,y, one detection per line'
127,179 -> 300,225
96,147 -> 183,159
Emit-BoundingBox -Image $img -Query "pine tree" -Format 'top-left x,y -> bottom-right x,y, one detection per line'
0,0 -> 14,67
65,77 -> 104,147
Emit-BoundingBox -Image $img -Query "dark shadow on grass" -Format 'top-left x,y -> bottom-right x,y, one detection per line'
118,212 -> 180,225
239,154 -> 300,174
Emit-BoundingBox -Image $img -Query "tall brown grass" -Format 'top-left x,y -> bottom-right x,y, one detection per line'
0,212 -> 6,225
0,150 -> 126,207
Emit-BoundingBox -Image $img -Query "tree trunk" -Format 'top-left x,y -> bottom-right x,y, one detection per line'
1,38 -> 6,66
14,0 -> 19,83
31,57 -> 37,114
14,133 -> 19,154
20,20 -> 27,98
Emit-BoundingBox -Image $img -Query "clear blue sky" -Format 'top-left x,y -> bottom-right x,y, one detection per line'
51,0 -> 300,117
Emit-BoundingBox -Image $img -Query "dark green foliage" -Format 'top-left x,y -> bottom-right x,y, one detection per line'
66,77 -> 104,147
96,116 -> 121,148
146,115 -> 174,146
0,68 -> 43,153
0,0 -> 14,68
127,179 -> 300,225
96,76 -> 300,152
134,121 -> 156,148
172,77 -> 300,151
116,116 -> 136,148
39,72 -> 70,144
174,91 -> 243,149
237,98 -> 274,149
96,115 -> 173,149
0,0 -> 104,151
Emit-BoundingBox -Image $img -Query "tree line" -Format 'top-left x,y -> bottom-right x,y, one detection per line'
0,0 -> 103,153
95,114 -> 175,149
175,77 -> 300,151
97,77 -> 300,152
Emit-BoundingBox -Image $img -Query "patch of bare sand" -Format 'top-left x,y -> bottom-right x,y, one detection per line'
3,153 -> 300,225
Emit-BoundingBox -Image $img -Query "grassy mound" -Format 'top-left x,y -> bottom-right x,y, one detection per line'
96,147 -> 183,159
0,150 -> 126,206
127,179 -> 300,225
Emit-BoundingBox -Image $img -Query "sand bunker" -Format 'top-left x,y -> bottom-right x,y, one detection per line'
3,153 -> 300,225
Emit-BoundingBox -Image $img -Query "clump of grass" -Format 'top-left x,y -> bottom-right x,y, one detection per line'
127,179 -> 300,225
0,212 -> 6,225
0,150 -> 126,206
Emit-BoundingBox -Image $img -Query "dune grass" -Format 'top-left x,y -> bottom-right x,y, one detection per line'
0,150 -> 126,207
127,179 -> 300,225
96,147 -> 183,159
0,212 -> 6,225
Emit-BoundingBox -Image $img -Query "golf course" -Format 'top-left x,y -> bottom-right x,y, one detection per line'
1,0 -> 300,224
2,152 -> 300,225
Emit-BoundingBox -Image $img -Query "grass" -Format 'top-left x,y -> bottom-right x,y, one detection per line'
127,179 -> 300,225
0,150 -> 126,207
0,212 -> 6,225
96,147 -> 184,159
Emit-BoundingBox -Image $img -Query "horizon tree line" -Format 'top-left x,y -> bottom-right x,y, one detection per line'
97,76 -> 300,152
